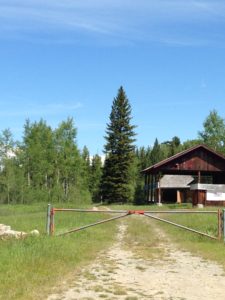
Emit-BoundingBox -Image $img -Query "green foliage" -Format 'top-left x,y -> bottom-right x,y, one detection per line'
0,118 -> 91,204
53,118 -> 87,202
0,129 -> 20,204
90,154 -> 103,202
22,119 -> 54,189
0,103 -> 225,206
198,110 -> 225,153
81,145 -> 91,190
150,138 -> 163,164
162,136 -> 182,157
0,128 -> 15,159
134,149 -> 149,205
101,87 -> 136,203
182,138 -> 202,150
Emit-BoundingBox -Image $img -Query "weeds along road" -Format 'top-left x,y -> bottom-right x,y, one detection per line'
48,215 -> 225,300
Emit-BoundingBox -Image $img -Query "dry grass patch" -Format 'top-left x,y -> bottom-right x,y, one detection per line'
122,215 -> 165,260
112,283 -> 127,295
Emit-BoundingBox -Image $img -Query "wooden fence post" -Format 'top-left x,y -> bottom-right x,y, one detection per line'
217,209 -> 222,240
50,207 -> 55,236
223,209 -> 225,243
46,204 -> 51,236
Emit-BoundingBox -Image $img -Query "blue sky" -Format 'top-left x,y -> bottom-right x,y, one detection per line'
0,0 -> 225,155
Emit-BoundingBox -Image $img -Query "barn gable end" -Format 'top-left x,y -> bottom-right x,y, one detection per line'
142,145 -> 225,206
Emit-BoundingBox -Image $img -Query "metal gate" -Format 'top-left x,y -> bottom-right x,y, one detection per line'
46,204 -> 225,241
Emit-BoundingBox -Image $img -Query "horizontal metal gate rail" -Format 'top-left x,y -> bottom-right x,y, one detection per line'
46,204 -> 225,241
144,213 -> 218,240
53,208 -> 217,214
57,213 -> 129,236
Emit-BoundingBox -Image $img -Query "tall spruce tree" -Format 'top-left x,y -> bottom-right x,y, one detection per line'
101,87 -> 136,203
90,154 -> 102,202
150,138 -> 162,164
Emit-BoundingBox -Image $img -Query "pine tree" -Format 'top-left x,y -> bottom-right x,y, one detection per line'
101,87 -> 136,203
134,146 -> 152,204
163,136 -> 181,157
90,154 -> 102,202
150,138 -> 163,164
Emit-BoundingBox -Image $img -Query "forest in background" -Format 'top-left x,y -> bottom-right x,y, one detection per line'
0,88 -> 225,205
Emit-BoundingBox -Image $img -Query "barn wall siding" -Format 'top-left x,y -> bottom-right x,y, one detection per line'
164,150 -> 225,172
142,145 -> 225,206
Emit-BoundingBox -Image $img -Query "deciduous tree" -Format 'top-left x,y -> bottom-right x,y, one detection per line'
198,110 -> 225,153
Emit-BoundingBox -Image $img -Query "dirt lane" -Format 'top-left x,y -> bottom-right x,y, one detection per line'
48,220 -> 225,300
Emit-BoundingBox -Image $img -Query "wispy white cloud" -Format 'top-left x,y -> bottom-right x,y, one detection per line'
150,99 -> 207,107
0,101 -> 83,117
0,1 -> 225,46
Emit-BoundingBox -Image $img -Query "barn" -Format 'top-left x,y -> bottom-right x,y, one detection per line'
142,144 -> 225,206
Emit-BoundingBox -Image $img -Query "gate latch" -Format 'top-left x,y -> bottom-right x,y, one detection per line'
128,210 -> 145,215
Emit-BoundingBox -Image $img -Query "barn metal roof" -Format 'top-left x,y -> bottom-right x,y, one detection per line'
159,175 -> 194,188
190,183 -> 225,192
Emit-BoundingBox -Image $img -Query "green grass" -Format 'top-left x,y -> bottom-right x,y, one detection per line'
1,202 -> 225,299
108,203 -> 225,268
0,203 -> 118,300
154,207 -> 225,268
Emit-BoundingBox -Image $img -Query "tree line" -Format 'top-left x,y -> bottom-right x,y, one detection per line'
0,87 -> 225,204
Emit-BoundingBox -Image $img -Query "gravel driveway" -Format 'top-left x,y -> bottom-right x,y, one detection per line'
48,219 -> 225,300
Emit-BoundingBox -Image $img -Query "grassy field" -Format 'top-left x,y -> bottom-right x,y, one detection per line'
111,203 -> 225,269
0,203 -> 118,300
154,207 -> 225,268
1,203 -> 225,299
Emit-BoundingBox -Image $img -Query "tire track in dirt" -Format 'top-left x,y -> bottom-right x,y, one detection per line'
48,218 -> 225,300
